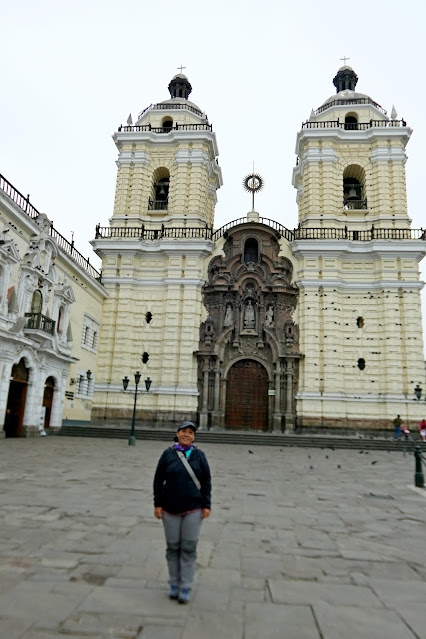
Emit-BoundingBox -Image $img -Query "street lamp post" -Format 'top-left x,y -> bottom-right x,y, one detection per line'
122,372 -> 152,446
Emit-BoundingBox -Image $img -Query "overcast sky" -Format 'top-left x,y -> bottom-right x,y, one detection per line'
2,0 -> 426,353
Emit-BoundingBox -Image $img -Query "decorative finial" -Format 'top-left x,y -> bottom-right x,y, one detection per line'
243,171 -> 264,212
177,65 -> 186,74
340,56 -> 350,65
391,105 -> 398,120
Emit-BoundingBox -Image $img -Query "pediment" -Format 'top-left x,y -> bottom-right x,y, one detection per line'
0,239 -> 20,262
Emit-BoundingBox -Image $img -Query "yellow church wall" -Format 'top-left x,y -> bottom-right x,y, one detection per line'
91,240 -> 213,426
111,134 -> 217,228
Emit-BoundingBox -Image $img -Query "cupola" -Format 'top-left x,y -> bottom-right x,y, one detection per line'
333,66 -> 358,93
168,74 -> 192,99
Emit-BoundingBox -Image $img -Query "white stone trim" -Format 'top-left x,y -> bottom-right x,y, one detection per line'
174,149 -> 210,166
100,277 -> 206,287
370,147 -> 407,163
116,150 -> 150,167
296,390 -> 409,403
301,148 -> 339,163
92,238 -> 215,258
95,383 -> 198,396
291,239 -> 426,262
114,130 -> 220,160
295,126 -> 412,157
294,278 -> 425,291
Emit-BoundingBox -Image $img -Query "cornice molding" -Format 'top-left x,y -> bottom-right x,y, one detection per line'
294,278 -> 425,291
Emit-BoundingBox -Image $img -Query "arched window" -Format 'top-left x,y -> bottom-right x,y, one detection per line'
244,238 -> 259,263
343,165 -> 366,210
162,118 -> 173,132
57,306 -> 64,333
31,290 -> 43,314
344,114 -> 358,130
149,167 -> 170,211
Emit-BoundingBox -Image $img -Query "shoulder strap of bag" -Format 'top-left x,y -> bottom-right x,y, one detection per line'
176,450 -> 201,490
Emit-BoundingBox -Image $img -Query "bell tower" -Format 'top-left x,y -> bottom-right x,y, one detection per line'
291,66 -> 426,431
92,74 -> 223,427
109,73 -> 222,230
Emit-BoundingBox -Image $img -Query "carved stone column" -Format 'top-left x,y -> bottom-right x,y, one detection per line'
284,359 -> 295,430
199,356 -> 210,429
272,360 -> 282,431
211,358 -> 221,429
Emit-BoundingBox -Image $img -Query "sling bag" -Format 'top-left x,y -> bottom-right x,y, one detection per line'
176,450 -> 201,491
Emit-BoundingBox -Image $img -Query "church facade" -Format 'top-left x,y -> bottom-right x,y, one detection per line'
90,67 -> 426,432
1,67 -> 425,435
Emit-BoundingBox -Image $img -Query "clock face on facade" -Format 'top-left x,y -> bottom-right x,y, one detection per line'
243,173 -> 264,193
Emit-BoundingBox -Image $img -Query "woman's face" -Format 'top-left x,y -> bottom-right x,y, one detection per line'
176,427 -> 195,447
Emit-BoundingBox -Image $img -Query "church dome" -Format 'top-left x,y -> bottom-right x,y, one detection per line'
149,74 -> 204,116
317,67 -> 386,115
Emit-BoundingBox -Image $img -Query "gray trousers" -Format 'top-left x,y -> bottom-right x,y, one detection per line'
162,510 -> 202,590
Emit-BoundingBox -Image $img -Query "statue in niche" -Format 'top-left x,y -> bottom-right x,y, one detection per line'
224,305 -> 233,326
244,299 -> 255,329
265,306 -> 274,327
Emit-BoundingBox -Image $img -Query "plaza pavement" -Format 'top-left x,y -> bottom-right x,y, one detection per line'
0,436 -> 425,639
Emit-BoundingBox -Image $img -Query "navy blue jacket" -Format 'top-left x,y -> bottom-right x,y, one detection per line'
153,446 -> 211,514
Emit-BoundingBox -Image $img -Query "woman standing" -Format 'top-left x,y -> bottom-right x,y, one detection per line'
153,421 -> 211,604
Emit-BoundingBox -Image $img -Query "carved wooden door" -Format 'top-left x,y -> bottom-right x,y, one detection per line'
226,360 -> 268,431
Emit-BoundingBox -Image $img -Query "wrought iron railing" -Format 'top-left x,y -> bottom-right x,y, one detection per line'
0,174 -> 40,219
292,227 -> 425,241
95,225 -> 214,240
0,173 -> 101,281
302,119 -> 406,130
148,198 -> 168,211
137,102 -> 204,119
315,97 -> 387,115
24,312 -> 55,335
118,123 -> 212,133
212,217 -> 295,242
343,199 -> 368,210
95,222 -> 425,243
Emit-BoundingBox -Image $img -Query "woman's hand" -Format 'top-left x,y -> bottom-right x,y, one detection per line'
154,507 -> 163,519
201,508 -> 211,519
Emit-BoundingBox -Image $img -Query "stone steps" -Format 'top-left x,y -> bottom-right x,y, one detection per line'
56,425 -> 426,452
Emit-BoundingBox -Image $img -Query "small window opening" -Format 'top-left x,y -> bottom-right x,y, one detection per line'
31,290 -> 43,314
57,306 -> 63,333
244,238 -> 259,263
145,311 -> 153,324
344,115 -> 358,130
163,119 -> 173,131
358,358 -> 366,370
356,317 -> 364,328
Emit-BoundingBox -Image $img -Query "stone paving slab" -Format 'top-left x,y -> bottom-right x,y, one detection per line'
244,603 -> 320,639
313,603 -> 417,639
0,437 -> 425,638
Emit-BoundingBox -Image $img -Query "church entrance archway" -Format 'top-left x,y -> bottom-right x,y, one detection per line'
226,360 -> 268,431
5,359 -> 29,437
42,377 -> 55,430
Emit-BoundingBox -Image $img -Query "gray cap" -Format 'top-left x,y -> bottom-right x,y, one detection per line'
176,421 -> 197,433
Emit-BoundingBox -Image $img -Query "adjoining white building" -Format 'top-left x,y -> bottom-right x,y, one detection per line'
0,175 -> 107,436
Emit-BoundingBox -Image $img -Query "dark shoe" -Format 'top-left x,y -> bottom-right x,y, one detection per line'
168,585 -> 179,599
178,588 -> 190,604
